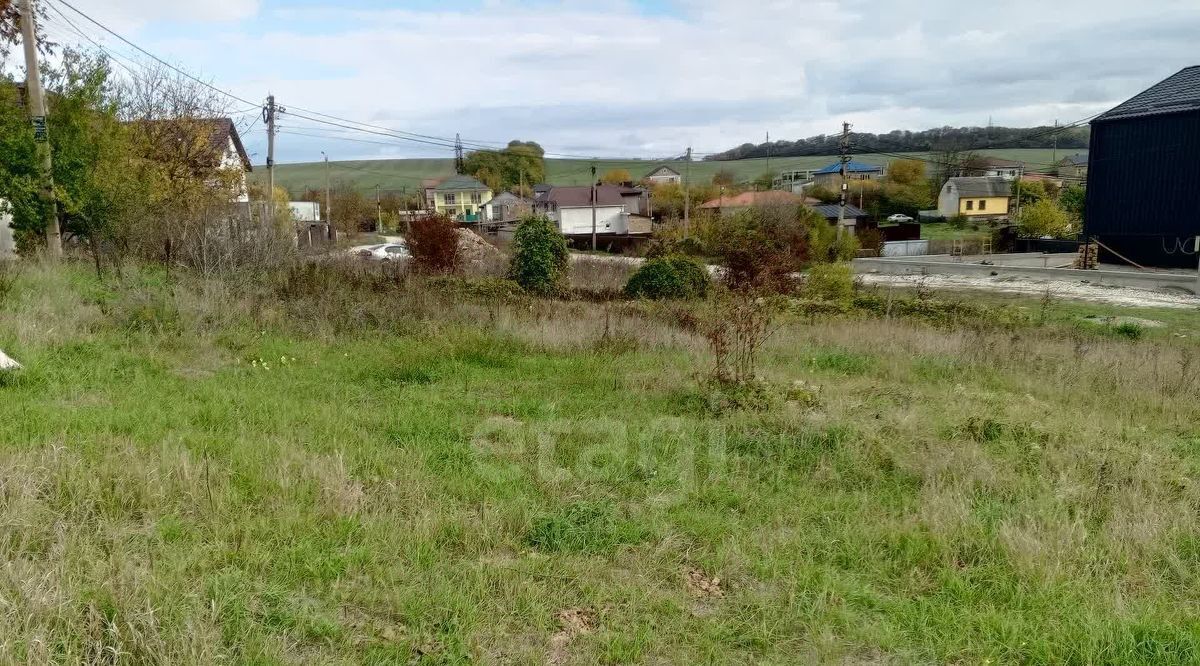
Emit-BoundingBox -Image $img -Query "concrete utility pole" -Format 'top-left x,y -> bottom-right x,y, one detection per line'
19,0 -> 60,257
1052,119 -> 1059,166
322,151 -> 334,242
837,121 -> 851,240
263,94 -> 279,227
590,163 -> 597,251
375,184 -> 382,232
683,146 -> 692,238
765,131 -> 771,185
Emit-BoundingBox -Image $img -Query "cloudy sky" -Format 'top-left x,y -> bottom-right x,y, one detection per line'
37,0 -> 1200,164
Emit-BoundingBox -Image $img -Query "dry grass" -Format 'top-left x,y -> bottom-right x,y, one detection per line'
0,259 -> 1198,663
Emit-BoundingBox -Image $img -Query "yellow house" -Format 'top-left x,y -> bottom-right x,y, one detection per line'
938,176 -> 1012,218
433,175 -> 492,222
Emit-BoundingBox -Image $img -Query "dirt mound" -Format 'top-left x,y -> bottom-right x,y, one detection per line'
457,229 -> 505,268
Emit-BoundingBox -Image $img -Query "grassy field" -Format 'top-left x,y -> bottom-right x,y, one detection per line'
0,258 -> 1197,664
262,148 -> 1078,195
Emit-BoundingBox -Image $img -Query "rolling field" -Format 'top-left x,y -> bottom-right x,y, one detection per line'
0,258 -> 1197,664
261,148 -> 1080,195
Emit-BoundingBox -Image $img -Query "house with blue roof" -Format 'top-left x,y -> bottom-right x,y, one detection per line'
811,160 -> 886,188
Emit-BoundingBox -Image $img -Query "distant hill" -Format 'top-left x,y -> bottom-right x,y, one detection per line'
261,148 -> 1081,196
704,126 -> 1090,161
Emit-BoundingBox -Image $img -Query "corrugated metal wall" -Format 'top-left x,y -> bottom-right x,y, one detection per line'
1084,110 -> 1200,268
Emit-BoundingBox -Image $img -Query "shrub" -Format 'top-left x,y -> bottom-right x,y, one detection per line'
508,215 -> 569,296
407,214 -> 461,274
805,262 -> 854,302
1113,322 -> 1145,340
948,214 -> 969,230
624,255 -> 710,300
711,204 -> 817,292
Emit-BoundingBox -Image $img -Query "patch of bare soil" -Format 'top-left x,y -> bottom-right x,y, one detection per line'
685,568 -> 725,598
546,608 -> 597,666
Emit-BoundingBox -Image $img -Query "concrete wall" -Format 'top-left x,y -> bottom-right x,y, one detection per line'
854,255 -> 1200,294
881,240 -> 930,257
558,206 -> 626,234
0,203 -> 13,259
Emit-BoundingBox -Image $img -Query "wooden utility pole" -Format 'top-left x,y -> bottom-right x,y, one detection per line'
590,163 -> 597,251
19,0 -> 60,256
683,147 -> 692,238
322,152 -> 334,242
837,122 -> 851,240
263,94 -> 278,227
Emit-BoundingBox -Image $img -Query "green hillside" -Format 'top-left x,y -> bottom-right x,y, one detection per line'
261,148 -> 1082,196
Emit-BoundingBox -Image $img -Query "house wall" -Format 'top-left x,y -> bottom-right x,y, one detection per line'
435,189 -> 493,217
645,171 -> 681,185
558,206 -> 627,234
812,171 -> 883,188
958,196 -> 1010,216
221,136 -> 250,203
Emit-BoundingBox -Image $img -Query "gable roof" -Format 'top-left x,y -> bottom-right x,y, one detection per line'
980,157 -> 1024,169
946,176 -> 1011,198
813,160 -> 883,175
1059,153 -> 1088,166
545,185 -> 627,207
698,190 -> 804,209
483,191 -> 530,207
435,174 -> 490,191
1095,66 -> 1200,122
645,165 -> 681,177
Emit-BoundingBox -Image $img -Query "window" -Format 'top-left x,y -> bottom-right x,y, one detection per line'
444,193 -> 456,205
965,200 -> 974,211
471,192 -> 482,204
979,199 -> 987,211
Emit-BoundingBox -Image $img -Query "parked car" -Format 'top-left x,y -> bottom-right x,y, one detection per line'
886,213 -> 914,223
351,243 -> 410,261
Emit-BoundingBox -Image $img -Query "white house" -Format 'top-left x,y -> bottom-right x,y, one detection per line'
536,185 -> 628,235
978,157 -> 1024,180
643,165 -> 682,185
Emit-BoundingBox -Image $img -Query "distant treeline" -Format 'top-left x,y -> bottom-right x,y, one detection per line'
704,125 -> 1091,161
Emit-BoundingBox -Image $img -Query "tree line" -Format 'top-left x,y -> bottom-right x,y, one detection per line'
704,125 -> 1091,161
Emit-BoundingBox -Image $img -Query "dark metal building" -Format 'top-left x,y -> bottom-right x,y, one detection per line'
1084,66 -> 1200,268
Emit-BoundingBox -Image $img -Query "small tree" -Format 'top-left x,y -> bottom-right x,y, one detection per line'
625,255 -> 710,300
408,214 -> 461,273
599,168 -> 632,185
508,214 -> 569,295
1060,184 -> 1086,221
1018,199 -> 1073,238
711,169 -> 736,187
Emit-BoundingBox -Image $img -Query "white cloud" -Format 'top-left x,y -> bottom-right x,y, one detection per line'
52,0 -> 1200,161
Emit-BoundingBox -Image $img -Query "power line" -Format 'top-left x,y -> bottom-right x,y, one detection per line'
50,0 -> 259,107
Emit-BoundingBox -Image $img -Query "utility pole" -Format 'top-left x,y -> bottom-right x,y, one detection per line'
263,94 -> 280,228
19,0 -> 60,257
1052,119 -> 1059,166
837,122 -> 851,240
375,184 -> 382,233
765,131 -> 771,186
683,146 -> 692,238
322,151 -> 334,242
590,163 -> 597,251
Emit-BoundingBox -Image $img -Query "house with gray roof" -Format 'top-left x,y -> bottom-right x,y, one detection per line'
937,176 -> 1013,219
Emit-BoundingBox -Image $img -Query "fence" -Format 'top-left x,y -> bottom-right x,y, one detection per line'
881,240 -> 930,257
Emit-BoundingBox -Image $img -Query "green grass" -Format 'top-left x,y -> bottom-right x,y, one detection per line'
920,221 -> 991,241
262,148 -> 1078,195
0,260 -> 1196,664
